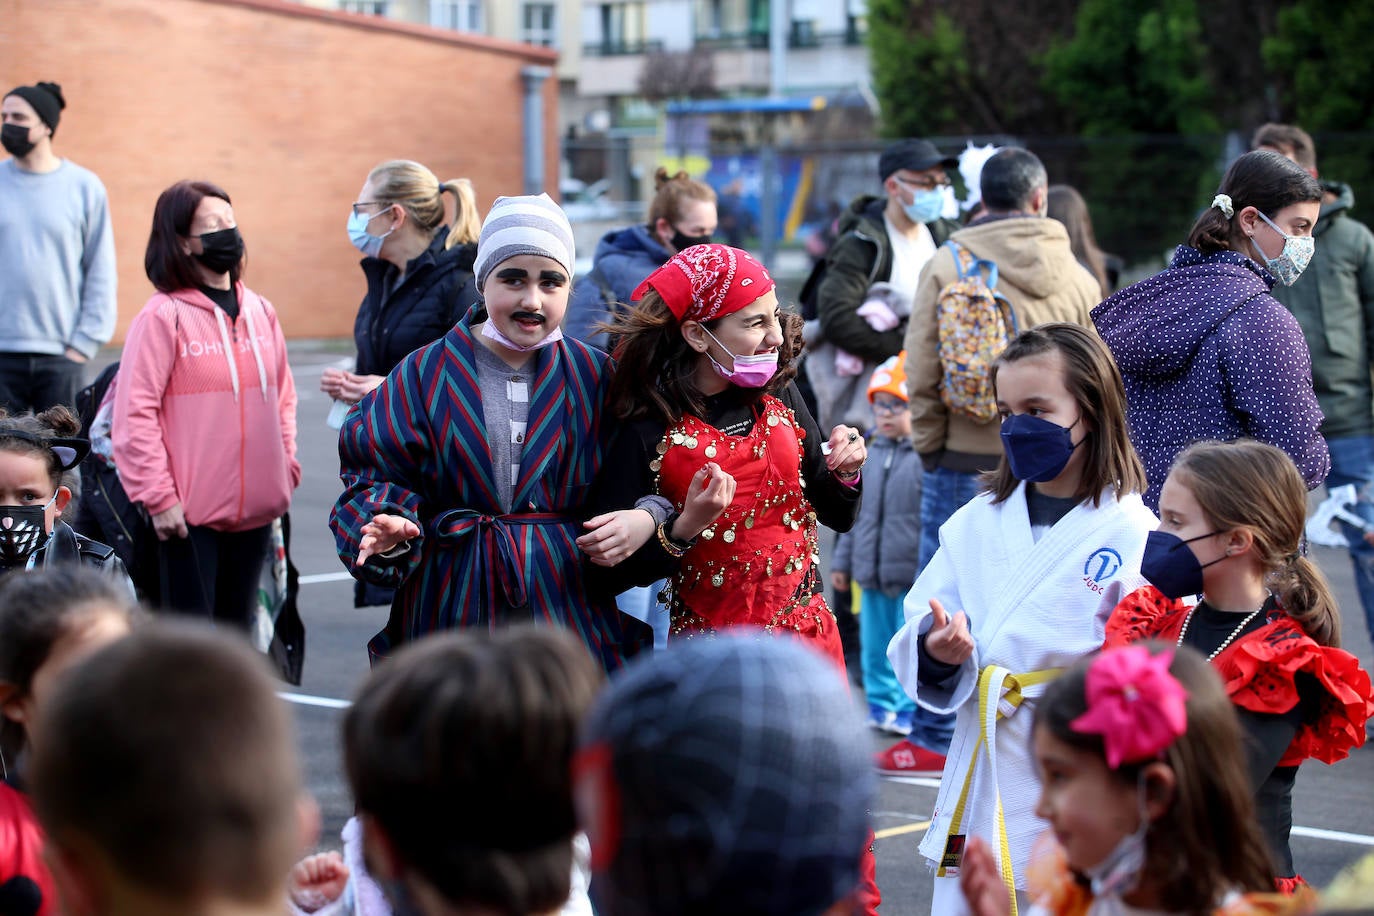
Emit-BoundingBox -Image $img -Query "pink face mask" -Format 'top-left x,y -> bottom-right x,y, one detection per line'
703,327 -> 778,388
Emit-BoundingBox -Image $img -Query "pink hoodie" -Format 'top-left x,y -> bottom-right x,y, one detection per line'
113,286 -> 300,532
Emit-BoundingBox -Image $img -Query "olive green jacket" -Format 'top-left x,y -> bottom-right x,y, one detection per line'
1271,181 -> 1374,440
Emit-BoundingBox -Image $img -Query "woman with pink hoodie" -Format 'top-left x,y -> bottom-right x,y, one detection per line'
113,179 -> 300,626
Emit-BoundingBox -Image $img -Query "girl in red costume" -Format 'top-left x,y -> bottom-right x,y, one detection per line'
580,243 -> 876,913
1104,439 -> 1374,893
582,243 -> 866,666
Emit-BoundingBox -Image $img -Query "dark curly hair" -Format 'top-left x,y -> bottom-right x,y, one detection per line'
603,290 -> 802,425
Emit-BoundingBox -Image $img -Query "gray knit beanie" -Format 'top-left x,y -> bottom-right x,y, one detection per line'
473,193 -> 575,290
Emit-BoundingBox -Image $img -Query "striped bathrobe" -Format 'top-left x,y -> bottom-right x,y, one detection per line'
330,308 -> 630,670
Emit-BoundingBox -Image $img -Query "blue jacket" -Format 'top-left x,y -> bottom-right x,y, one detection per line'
832,433 -> 922,596
1093,245 -> 1329,510
353,232 -> 478,377
564,224 -> 671,351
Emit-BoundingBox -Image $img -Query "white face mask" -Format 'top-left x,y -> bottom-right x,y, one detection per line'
1250,210 -> 1314,287
1081,776 -> 1151,899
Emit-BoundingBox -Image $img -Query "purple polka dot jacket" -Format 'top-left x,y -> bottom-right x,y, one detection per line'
1092,245 -> 1330,510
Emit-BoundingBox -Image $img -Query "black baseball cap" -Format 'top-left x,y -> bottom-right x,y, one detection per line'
879,138 -> 958,181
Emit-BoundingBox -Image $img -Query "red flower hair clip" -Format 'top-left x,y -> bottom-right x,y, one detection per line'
1070,646 -> 1188,769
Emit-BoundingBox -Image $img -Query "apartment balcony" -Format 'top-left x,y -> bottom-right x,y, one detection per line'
578,28 -> 868,97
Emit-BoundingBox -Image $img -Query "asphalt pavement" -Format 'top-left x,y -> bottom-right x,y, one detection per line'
235,343 -> 1374,914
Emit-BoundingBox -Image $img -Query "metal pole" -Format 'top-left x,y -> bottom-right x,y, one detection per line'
521,65 -> 552,195
769,0 -> 787,98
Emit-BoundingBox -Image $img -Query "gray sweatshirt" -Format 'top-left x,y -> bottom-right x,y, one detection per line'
0,158 -> 117,357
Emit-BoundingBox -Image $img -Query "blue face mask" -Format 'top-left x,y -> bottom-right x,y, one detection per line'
902,187 -> 946,225
347,206 -> 396,258
1000,413 -> 1082,482
1139,529 -> 1226,599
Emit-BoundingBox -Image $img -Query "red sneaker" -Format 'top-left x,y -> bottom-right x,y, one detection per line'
874,739 -> 946,777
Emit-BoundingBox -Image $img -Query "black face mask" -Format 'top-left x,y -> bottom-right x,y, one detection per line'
0,123 -> 36,159
194,226 -> 245,275
0,504 -> 50,568
670,227 -> 712,252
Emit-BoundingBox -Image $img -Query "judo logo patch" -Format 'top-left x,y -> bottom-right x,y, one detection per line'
1082,547 -> 1123,593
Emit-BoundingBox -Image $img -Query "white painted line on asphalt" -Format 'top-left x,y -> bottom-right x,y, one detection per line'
1292,825 -> 1374,847
299,571 -> 354,585
279,691 -> 352,710
880,775 -> 942,789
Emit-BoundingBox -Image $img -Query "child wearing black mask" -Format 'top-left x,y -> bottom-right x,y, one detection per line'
1105,439 -> 1374,893
0,407 -> 131,589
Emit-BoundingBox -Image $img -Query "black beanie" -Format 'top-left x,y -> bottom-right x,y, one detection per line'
5,82 -> 65,136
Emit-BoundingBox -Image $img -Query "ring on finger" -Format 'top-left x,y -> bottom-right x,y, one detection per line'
847,431 -> 858,442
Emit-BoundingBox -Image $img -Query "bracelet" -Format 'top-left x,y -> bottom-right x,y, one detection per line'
834,467 -> 861,483
657,521 -> 690,558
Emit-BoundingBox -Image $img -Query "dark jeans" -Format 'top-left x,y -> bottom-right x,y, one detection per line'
0,353 -> 85,414
157,523 -> 272,629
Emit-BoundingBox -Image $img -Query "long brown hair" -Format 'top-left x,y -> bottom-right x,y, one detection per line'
1047,185 -> 1109,296
984,324 -> 1146,506
1171,440 -> 1340,647
1037,643 -> 1276,914
604,290 -> 801,425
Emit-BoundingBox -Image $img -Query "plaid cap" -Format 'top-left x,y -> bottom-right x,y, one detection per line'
577,634 -> 874,916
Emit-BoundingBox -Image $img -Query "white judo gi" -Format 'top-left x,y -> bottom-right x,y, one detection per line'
887,483 -> 1156,915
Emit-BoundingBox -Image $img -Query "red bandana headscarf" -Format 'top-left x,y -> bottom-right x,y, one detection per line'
631,243 -> 776,323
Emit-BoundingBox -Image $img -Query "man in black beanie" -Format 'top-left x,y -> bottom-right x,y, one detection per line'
0,80 -> 116,413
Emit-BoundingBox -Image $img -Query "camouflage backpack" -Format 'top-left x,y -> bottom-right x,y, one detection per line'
935,241 -> 1018,423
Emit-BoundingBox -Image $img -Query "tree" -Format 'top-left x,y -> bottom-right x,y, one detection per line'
866,0 -> 1079,138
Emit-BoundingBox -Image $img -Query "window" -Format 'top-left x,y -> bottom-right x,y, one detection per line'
338,0 -> 388,14
522,2 -> 557,48
430,0 -> 482,32
598,2 -> 646,53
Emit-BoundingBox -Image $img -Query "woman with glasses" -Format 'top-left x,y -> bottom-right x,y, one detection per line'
321,160 -> 481,609
320,160 -> 481,407
564,167 -> 718,353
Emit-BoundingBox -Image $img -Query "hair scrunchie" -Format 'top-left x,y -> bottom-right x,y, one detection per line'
1212,193 -> 1234,219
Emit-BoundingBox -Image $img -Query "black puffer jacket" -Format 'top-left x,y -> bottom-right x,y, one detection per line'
354,232 -> 479,377
3,521 -> 136,595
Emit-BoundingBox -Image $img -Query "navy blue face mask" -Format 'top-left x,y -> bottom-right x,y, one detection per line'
1140,529 -> 1227,599
1000,413 -> 1083,482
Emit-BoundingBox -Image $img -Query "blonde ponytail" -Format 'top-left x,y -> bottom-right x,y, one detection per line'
441,178 -> 480,249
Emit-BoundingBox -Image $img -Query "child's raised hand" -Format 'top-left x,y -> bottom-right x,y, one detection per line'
676,462 -> 736,539
825,425 -> 867,479
578,508 -> 657,567
357,513 -> 420,564
288,850 -> 350,912
959,838 -> 1012,916
925,597 -> 975,666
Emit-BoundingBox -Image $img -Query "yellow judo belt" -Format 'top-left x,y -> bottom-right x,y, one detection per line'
936,664 -> 1063,916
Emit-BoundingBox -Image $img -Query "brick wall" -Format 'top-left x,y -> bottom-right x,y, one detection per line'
0,0 -> 559,339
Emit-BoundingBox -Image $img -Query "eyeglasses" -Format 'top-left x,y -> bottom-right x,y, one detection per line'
895,175 -> 952,192
351,200 -> 393,217
871,400 -> 908,416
